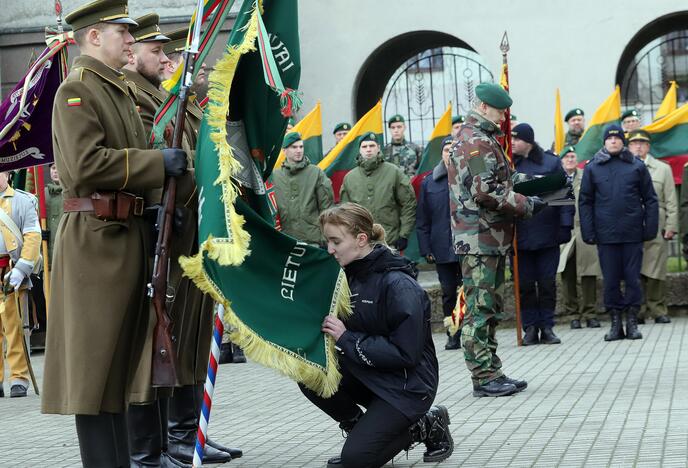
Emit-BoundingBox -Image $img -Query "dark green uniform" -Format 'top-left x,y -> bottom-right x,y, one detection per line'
383,139 -> 422,178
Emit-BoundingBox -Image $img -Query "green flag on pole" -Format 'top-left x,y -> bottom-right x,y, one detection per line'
181,0 -> 350,398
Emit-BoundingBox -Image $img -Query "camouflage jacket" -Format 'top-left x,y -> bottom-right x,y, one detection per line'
383,139 -> 422,177
564,130 -> 583,146
448,111 -> 534,256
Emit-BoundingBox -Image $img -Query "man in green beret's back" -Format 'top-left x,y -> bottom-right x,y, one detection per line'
273,132 -> 334,245
383,114 -> 422,178
448,82 -> 546,398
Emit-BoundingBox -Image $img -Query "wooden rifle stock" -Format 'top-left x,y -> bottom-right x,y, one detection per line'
149,49 -> 197,387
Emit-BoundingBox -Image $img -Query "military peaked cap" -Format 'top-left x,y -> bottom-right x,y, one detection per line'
564,108 -> 584,122
387,114 -> 405,127
475,83 -> 513,110
452,115 -> 465,125
130,14 -> 169,43
627,129 -> 650,142
358,132 -> 378,145
282,132 -> 302,148
621,109 -> 640,121
65,0 -> 137,31
162,28 -> 188,55
441,136 -> 454,147
510,114 -> 518,121
333,122 -> 351,134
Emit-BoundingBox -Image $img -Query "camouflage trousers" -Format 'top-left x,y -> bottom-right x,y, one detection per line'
460,254 -> 505,386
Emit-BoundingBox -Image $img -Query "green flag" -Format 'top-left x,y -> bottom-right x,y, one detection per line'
181,0 -> 350,397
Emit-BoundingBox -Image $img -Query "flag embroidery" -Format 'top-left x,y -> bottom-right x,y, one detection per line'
67,97 -> 81,107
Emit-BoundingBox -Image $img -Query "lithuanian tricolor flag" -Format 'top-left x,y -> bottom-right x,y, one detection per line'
274,101 -> 323,168
654,81 -> 678,121
574,86 -> 621,162
412,103 -> 452,184
318,101 -> 383,202
642,103 -> 688,183
553,88 -> 565,154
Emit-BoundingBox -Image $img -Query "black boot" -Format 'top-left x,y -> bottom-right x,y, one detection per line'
654,315 -> 671,324
232,343 -> 247,363
75,412 -> 130,468
625,307 -> 643,340
540,327 -> 561,345
409,405 -> 453,462
522,326 -> 539,346
444,331 -> 461,350
496,375 -> 527,393
473,379 -> 517,397
604,309 -> 625,341
167,385 -> 231,464
218,342 -> 233,364
128,403 -> 163,467
324,408 -> 364,466
193,383 -> 243,459
586,318 -> 601,328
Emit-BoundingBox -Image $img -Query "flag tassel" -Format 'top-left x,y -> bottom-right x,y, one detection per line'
278,87 -> 302,117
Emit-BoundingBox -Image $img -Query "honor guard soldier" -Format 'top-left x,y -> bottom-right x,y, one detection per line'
448,83 -> 545,397
627,130 -> 677,324
272,132 -> 334,246
41,2 -> 189,466
383,114 -> 422,177
512,124 -> 574,346
451,115 -> 465,140
558,146 -> 602,329
564,108 -> 585,146
0,172 -> 41,399
621,109 -> 642,133
579,125 -> 658,342
325,122 -> 351,156
340,133 -> 417,252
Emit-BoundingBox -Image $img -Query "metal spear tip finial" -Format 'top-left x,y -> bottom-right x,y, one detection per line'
500,31 -> 510,54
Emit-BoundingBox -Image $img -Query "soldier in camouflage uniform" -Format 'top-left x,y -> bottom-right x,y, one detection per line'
383,114 -> 422,177
564,108 -> 585,146
447,83 -> 546,397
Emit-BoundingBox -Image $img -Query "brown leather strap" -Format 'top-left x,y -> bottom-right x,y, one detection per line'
63,198 -> 94,213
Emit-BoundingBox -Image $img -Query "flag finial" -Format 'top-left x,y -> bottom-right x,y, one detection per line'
500,31 -> 510,55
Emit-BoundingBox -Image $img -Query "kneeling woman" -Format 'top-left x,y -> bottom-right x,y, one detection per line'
300,203 -> 453,468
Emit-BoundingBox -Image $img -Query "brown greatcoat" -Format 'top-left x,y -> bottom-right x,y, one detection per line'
558,167 -> 601,277
42,55 -> 165,415
123,70 -> 213,404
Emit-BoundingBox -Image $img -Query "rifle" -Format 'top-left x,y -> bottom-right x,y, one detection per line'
148,0 -> 204,387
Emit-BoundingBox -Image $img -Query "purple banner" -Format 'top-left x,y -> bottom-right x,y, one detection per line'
0,46 -> 63,172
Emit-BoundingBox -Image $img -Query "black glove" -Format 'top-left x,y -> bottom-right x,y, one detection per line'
162,148 -> 188,177
41,230 -> 50,242
529,196 -> 546,215
394,238 -> 408,251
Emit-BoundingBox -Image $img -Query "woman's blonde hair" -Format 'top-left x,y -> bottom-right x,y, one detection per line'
319,202 -> 386,245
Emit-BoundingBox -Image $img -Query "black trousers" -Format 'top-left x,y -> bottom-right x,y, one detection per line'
299,372 -> 413,468
518,247 -> 559,329
597,242 -> 643,309
435,262 -> 463,318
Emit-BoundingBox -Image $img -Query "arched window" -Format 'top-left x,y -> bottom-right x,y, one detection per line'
618,11 -> 688,121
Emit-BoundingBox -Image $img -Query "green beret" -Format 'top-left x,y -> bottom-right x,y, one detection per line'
452,115 -> 465,125
564,108 -> 584,122
287,117 -> 296,126
621,109 -> 640,121
130,14 -> 169,43
162,28 -> 187,55
358,132 -> 378,146
282,132 -> 302,148
65,0 -> 137,32
387,114 -> 405,127
333,122 -> 351,134
627,129 -> 650,142
475,82 -> 513,110
510,114 -> 518,121
560,145 -> 576,157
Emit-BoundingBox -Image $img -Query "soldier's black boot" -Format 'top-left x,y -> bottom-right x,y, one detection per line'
128,403 -> 162,467
218,342 -> 233,364
325,409 -> 364,467
231,344 -> 247,363
473,379 -> 517,397
193,383 -> 243,459
604,309 -> 625,341
444,330 -> 461,350
167,385 -> 231,464
625,307 -> 643,340
75,412 -> 130,468
540,327 -> 561,345
409,405 -> 454,462
522,326 -> 539,346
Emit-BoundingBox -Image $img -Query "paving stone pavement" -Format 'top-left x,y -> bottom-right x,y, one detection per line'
2,318 -> 688,467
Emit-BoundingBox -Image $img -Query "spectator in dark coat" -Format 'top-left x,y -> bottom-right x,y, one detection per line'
579,125 -> 658,342
417,137 -> 462,350
512,124 -> 574,346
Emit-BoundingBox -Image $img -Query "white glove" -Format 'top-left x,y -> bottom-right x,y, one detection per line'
4,267 -> 27,290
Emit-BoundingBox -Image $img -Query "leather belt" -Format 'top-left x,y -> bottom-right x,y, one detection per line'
63,197 -> 95,212
63,192 -> 144,221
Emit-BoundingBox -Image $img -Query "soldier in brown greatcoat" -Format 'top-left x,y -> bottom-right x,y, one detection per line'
40,2 -> 188,466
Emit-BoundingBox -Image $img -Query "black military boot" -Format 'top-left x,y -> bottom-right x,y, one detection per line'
128,403 -> 163,467
325,408 -> 364,467
218,342 -> 233,364
496,375 -> 527,393
75,412 -> 130,468
522,326 -> 539,346
604,309 -> 625,341
540,327 -> 561,345
193,383 -> 243,459
232,343 -> 247,363
409,405 -> 453,462
444,330 -> 461,350
570,319 -> 582,329
167,385 -> 231,464
473,379 -> 517,397
654,315 -> 671,324
625,307 -> 643,340
586,318 -> 601,328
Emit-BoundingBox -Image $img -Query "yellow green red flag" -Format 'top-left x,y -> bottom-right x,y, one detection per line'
573,86 -> 621,162
274,101 -> 323,168
642,102 -> 688,183
654,81 -> 678,121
